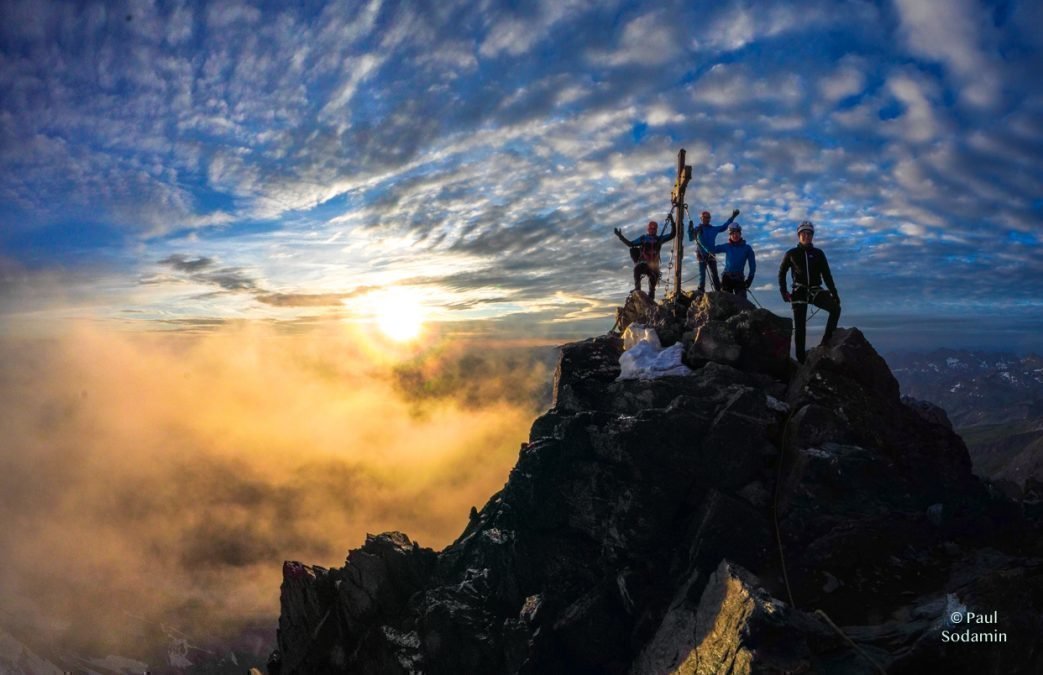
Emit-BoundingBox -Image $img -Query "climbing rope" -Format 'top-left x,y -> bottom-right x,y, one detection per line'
772,414 -> 888,675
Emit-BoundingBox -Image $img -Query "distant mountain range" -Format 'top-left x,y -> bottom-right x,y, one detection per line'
888,349 -> 1043,488
888,349 -> 1043,427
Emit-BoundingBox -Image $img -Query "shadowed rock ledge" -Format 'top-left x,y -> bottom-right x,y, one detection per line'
270,294 -> 1043,674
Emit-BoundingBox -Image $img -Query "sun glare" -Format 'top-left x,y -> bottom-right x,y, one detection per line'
374,289 -> 426,342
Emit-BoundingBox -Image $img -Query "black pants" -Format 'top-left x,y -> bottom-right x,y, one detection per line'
792,288 -> 840,363
633,262 -> 661,299
721,272 -> 747,299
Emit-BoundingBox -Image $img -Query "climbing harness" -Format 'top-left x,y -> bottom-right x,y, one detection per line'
791,282 -> 824,320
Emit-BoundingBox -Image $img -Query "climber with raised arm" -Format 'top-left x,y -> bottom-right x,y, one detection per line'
688,208 -> 739,292
614,216 -> 676,301
778,220 -> 841,364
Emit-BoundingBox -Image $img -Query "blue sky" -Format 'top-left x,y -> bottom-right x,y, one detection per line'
1,0 -> 1042,350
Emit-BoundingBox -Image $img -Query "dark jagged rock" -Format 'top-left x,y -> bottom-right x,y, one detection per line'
649,291 -> 697,347
274,299 -> 1043,674
685,293 -> 793,378
613,289 -> 698,348
615,289 -> 658,334
902,395 -> 955,431
632,560 -> 874,674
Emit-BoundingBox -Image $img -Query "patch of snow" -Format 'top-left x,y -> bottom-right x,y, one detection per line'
622,323 -> 661,351
945,593 -> 968,628
456,567 -> 490,594
617,338 -> 693,381
382,626 -> 422,673
946,357 -> 961,367
617,572 -> 636,613
765,395 -> 789,413
483,528 -> 512,544
382,626 -> 421,650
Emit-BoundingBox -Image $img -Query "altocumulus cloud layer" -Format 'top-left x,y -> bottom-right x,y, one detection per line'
0,324 -> 548,655
1,0 -> 1042,346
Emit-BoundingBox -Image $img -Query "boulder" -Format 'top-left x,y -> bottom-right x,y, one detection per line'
632,561 -> 872,675
615,290 -> 658,334
686,320 -> 740,366
902,395 -> 955,431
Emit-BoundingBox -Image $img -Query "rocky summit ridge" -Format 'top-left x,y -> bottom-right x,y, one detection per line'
270,292 -> 1043,674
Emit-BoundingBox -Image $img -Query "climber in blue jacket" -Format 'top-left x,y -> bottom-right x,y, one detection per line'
711,222 -> 756,300
688,208 -> 739,292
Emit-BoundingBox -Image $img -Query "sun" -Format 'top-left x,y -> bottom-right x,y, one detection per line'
374,289 -> 426,343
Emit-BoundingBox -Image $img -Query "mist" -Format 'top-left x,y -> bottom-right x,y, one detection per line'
0,322 -> 552,659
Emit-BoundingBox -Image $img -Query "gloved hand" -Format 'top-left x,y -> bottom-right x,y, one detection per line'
732,209 -> 740,217
745,278 -> 753,289
782,290 -> 791,303
613,227 -> 621,236
834,294 -> 841,306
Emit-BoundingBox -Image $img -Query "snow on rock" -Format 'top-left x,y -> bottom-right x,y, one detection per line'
621,323 -> 661,351
617,326 -> 693,381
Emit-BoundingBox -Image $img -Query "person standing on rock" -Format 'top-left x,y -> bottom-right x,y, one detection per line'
614,216 -> 676,301
688,209 -> 739,292
711,222 -> 756,300
778,220 -> 841,363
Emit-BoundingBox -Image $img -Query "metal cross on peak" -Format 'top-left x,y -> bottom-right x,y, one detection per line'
671,149 -> 693,297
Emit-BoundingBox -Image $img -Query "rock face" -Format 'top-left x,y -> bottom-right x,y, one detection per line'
272,296 -> 1043,674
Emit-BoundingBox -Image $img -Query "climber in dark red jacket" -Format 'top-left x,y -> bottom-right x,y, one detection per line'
615,216 -> 676,301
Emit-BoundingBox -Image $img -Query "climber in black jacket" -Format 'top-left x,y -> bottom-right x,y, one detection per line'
778,220 -> 841,364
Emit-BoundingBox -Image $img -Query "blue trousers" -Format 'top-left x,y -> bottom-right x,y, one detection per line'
697,257 -> 720,291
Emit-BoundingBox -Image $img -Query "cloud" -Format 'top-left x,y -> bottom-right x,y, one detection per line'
255,289 -> 377,307
0,323 -> 550,657
884,69 -> 945,143
818,57 -> 867,103
479,0 -> 592,58
205,1 -> 262,29
586,9 -> 681,67
1,0 -> 1042,350
159,254 -> 216,273
690,63 -> 804,109
152,253 -> 390,312
893,0 -> 1002,108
